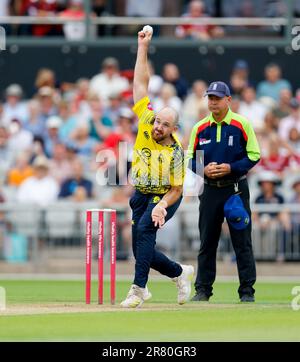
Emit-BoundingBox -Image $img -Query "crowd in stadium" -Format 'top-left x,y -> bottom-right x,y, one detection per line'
0,54 -> 300,209
1,0 -> 299,39
1,0 -> 300,261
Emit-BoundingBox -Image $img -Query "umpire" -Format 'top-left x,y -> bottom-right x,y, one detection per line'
187,81 -> 261,302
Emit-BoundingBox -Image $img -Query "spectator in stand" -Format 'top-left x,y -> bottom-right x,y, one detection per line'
57,100 -> 78,143
0,187 -> 5,203
147,61 -> 164,99
175,0 -> 224,41
95,107 -> 136,185
114,107 -> 136,146
1,84 -> 29,127
263,110 -> 280,133
182,80 -> 208,128
273,88 -> 293,120
36,86 -> 58,123
8,119 -> 33,157
232,60 -> 250,84
162,63 -> 188,100
229,73 -> 249,97
26,0 -> 62,37
23,99 -> 45,138
29,136 -> 47,164
153,83 -> 182,115
70,78 -> 90,115
239,86 -> 268,132
48,143 -> 73,185
59,0 -> 89,41
125,0 -> 162,17
125,0 -> 162,36
296,88 -> 300,103
89,57 -> 129,104
44,116 -> 62,158
120,69 -> 134,105
228,60 -> 252,96
287,127 -> 300,154
7,153 -> 34,188
278,98 -> 300,141
237,0 -> 258,18
253,171 -> 291,261
34,68 -> 57,92
255,111 -> 280,161
257,133 -> 293,178
59,159 -> 93,200
230,95 -> 241,113
256,63 -> 292,102
17,156 -> 59,207
86,93 -> 113,142
102,93 -> 124,126
67,124 -> 98,160
0,126 -> 15,178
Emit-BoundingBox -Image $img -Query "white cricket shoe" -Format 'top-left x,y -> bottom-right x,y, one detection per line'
122,284 -> 152,302
173,265 -> 194,305
120,284 -> 144,308
143,285 -> 152,302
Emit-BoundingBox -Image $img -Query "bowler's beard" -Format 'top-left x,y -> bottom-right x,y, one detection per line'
151,128 -> 165,142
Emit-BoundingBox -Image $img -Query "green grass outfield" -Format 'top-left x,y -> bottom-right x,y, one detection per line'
0,279 -> 299,341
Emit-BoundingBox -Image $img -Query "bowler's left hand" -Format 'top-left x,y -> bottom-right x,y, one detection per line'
152,204 -> 167,228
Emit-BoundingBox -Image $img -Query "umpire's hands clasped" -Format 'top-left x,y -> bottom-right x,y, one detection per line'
204,162 -> 231,179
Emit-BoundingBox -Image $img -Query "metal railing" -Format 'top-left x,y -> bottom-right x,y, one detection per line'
0,201 -> 299,269
0,16 -> 297,26
0,0 -> 298,48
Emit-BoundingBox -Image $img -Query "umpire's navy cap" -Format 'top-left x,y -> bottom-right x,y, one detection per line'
205,81 -> 231,98
224,194 -> 250,230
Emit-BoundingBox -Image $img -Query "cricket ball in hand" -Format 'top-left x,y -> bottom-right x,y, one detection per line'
142,25 -> 153,35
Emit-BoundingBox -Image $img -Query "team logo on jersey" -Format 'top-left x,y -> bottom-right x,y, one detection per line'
199,138 -> 211,145
152,196 -> 161,204
144,131 -> 150,139
147,102 -> 153,111
141,147 -> 151,158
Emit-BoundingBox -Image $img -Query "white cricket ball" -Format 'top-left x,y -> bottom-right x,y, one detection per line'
142,25 -> 153,35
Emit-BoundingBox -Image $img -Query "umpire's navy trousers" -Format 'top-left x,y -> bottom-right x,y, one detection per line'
195,179 -> 256,298
130,190 -> 182,288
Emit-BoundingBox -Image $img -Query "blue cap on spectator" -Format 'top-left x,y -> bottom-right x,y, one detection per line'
234,59 -> 249,70
205,81 -> 231,98
224,194 -> 250,230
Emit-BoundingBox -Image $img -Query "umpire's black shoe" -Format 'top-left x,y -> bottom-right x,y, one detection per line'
240,294 -> 255,303
190,291 -> 210,302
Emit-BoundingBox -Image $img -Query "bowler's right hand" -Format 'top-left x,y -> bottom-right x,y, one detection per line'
138,30 -> 152,47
